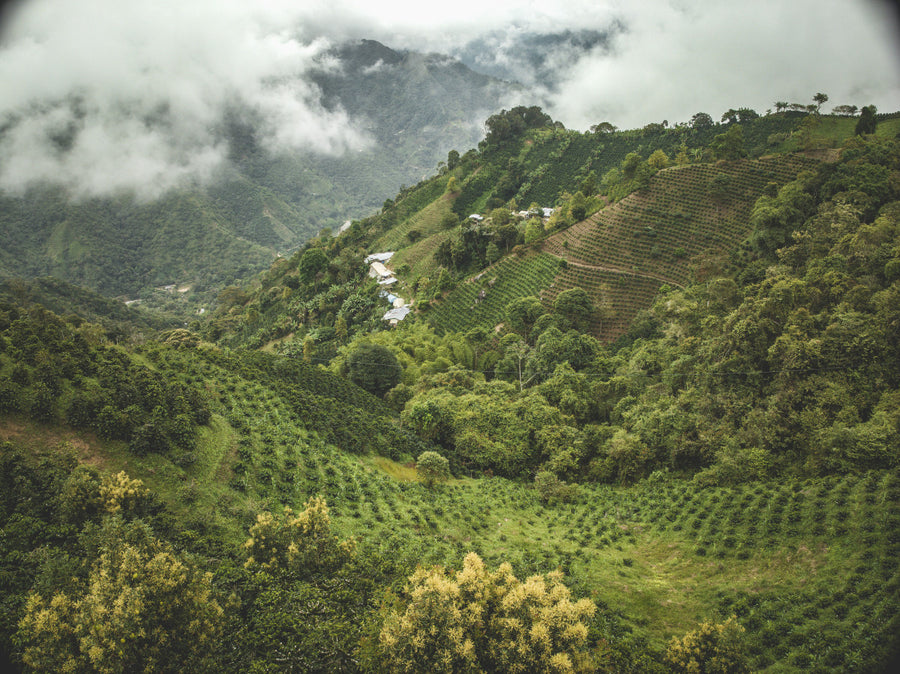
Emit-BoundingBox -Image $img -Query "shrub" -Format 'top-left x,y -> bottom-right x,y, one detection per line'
375,552 -> 596,673
665,616 -> 750,673
416,450 -> 451,488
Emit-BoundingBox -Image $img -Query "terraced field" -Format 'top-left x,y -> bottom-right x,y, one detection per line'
542,155 -> 821,341
424,252 -> 561,334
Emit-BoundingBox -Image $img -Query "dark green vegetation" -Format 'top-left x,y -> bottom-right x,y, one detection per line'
2,101 -> 900,671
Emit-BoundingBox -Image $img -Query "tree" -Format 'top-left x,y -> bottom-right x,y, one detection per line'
17,527 -> 224,674
708,173 -> 733,205
711,124 -> 746,160
376,552 -> 596,673
665,616 -> 749,673
485,241 -> 501,265
302,335 -> 316,364
244,496 -> 354,576
569,191 -> 587,222
346,342 -> 401,397
506,296 -> 546,338
832,104 -> 858,116
647,149 -> 669,171
690,112 -> 714,130
534,470 -> 578,504
445,176 -> 459,193
621,152 -> 643,181
856,105 -> 877,135
447,149 -> 460,170
721,109 -> 739,124
813,92 -> 829,113
299,248 -> 328,290
524,218 -> 544,244
554,287 -> 594,331
590,121 -> 617,134
334,315 -> 348,343
416,450 -> 451,487
490,207 -> 512,226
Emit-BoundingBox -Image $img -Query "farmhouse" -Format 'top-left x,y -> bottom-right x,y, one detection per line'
383,306 -> 411,325
368,261 -> 391,279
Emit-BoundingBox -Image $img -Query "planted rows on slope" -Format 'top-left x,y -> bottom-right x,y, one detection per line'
546,155 -> 818,283
542,264 -> 665,342
425,252 -> 561,334
539,155 -> 820,340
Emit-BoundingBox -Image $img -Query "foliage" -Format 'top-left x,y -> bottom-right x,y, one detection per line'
664,616 -> 749,674
346,342 -> 403,398
376,552 -> 596,673
244,496 -> 355,576
534,470 -> 578,504
16,523 -> 223,674
416,450 -> 451,487
856,104 -> 878,135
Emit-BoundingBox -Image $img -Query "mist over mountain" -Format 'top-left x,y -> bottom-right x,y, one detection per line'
0,38 -> 519,298
452,28 -> 618,93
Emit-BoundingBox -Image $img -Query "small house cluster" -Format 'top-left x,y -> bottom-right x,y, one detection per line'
366,251 -> 411,325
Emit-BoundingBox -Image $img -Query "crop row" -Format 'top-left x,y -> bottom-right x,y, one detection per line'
542,265 -> 663,342
426,253 -> 561,334
148,341 -> 899,672
542,156 -> 817,309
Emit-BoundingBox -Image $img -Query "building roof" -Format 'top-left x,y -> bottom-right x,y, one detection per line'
365,251 -> 395,263
383,306 -> 411,322
369,261 -> 391,278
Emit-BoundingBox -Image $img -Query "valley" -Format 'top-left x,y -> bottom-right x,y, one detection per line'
2,101 -> 900,672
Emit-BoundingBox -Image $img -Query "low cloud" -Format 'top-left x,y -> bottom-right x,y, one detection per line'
0,0 -> 369,199
548,0 -> 900,129
0,0 -> 898,199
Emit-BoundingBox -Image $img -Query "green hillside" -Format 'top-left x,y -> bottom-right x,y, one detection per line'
2,105 -> 900,672
540,155 -> 820,341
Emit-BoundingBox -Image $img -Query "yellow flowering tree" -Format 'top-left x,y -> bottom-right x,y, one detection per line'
17,538 -> 223,673
664,616 -> 749,673
377,552 -> 596,673
60,467 -> 149,522
243,496 -> 355,576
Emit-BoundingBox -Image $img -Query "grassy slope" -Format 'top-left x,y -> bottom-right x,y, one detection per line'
5,400 -> 897,671
423,154 -> 818,341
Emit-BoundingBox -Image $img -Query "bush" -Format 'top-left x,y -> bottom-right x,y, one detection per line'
416,451 -> 451,487
665,616 -> 749,673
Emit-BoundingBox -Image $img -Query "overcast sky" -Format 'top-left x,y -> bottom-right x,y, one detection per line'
1,0 -> 898,198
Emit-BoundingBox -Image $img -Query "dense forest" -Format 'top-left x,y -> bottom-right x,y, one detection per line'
2,101 -> 900,672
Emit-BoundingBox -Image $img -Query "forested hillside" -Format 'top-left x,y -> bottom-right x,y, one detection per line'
2,103 -> 900,672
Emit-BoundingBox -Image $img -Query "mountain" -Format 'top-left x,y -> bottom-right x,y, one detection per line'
0,40 -> 518,302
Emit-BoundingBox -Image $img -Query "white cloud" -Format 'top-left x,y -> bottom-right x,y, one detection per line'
0,0 -> 370,199
548,0 -> 900,128
0,0 -> 897,199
